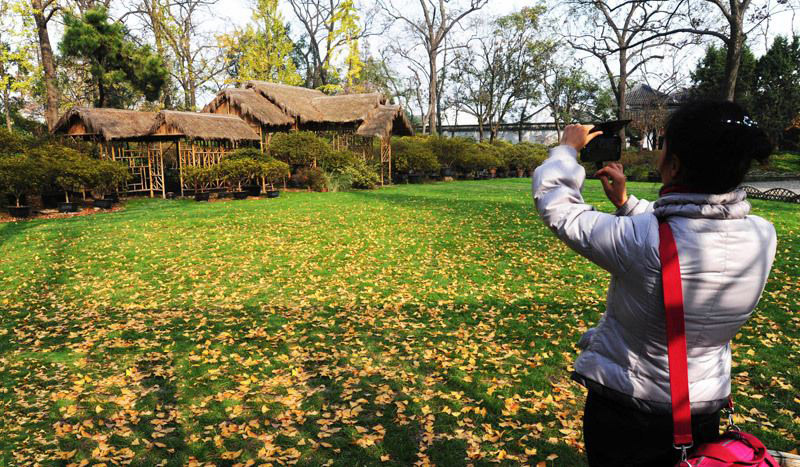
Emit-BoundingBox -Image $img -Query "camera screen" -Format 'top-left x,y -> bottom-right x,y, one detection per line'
580,135 -> 622,163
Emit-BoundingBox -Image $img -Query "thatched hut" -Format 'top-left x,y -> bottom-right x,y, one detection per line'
52,107 -> 166,196
148,110 -> 261,195
205,81 -> 414,184
201,88 -> 293,149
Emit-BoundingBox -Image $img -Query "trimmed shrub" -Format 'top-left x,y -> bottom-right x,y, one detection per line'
214,158 -> 263,191
392,136 -> 439,174
0,155 -> 44,207
505,142 -> 548,172
91,160 -> 130,197
182,165 -> 213,193
341,159 -> 380,189
294,166 -> 327,191
427,135 -> 472,171
269,132 -> 332,167
228,147 -> 269,162
262,158 -> 289,187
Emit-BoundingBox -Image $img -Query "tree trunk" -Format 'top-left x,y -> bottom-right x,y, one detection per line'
98,78 -> 106,107
31,0 -> 59,130
3,86 -> 12,131
428,52 -> 438,135
723,16 -> 744,102
478,120 -> 484,142
617,50 -> 628,146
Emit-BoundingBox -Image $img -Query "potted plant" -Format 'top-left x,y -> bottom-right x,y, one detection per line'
262,158 -> 289,198
0,155 -> 42,218
217,158 -> 260,200
54,155 -> 93,213
92,160 -> 129,209
183,166 -> 212,201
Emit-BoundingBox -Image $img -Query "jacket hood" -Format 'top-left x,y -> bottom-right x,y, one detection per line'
653,189 -> 750,220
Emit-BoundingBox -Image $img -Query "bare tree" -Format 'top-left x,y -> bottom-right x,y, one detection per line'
379,0 -> 487,135
287,0 -> 377,89
129,0 -> 223,110
564,0 -> 684,142
612,0 -> 800,101
30,0 -> 60,128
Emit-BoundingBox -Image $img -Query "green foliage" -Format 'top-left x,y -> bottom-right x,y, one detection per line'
426,135 -> 471,170
182,165 -> 214,192
228,147 -> 269,162
49,149 -> 96,203
0,129 -> 29,157
0,154 -> 43,206
59,7 -> 167,107
91,159 -> 130,196
317,149 -> 358,173
339,158 -> 379,189
214,158 -> 263,191
391,137 -> 439,174
217,0 -> 302,86
269,131 -> 332,167
752,36 -> 800,150
504,142 -> 548,171
262,158 -> 289,187
293,166 -> 327,191
690,44 -> 757,108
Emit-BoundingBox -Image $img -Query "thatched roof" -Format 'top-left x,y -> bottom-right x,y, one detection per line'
312,93 -> 385,122
246,80 -> 326,122
149,110 -> 260,142
202,88 -> 293,127
52,107 -> 157,141
356,105 -> 414,138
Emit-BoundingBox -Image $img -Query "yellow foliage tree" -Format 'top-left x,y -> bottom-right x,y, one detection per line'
218,0 -> 302,86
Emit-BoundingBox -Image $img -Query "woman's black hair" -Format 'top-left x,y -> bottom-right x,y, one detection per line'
663,100 -> 772,194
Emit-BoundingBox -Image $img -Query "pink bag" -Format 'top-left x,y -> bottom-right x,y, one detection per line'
659,221 -> 778,467
686,430 -> 777,466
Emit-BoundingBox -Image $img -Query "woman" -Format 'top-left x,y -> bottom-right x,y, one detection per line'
532,101 -> 776,466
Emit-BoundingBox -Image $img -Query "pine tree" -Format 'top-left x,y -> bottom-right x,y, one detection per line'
59,7 -> 168,107
752,36 -> 800,149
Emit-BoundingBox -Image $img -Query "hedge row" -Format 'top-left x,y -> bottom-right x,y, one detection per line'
391,136 -> 549,179
0,131 -> 129,208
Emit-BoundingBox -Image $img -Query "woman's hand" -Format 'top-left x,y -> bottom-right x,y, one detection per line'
595,163 -> 628,209
560,124 -> 603,151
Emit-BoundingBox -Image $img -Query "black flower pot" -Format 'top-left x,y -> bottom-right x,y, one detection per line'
216,191 -> 230,199
93,199 -> 114,209
194,192 -> 210,202
58,202 -> 80,213
246,185 -> 261,197
266,190 -> 280,198
8,206 -> 31,218
232,191 -> 248,200
104,193 -> 120,203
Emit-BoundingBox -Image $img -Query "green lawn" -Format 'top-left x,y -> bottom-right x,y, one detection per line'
768,152 -> 800,173
1,179 -> 798,466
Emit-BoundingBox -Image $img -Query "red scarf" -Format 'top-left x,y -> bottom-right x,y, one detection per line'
659,184 -> 694,196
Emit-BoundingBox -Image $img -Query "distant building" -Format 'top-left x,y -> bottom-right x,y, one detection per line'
625,84 -> 689,149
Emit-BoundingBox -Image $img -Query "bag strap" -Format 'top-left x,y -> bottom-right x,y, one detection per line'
658,220 -> 694,447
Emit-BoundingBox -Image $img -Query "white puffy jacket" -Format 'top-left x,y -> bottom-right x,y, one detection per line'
532,145 -> 777,414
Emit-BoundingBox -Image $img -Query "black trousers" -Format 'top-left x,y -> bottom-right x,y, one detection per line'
583,389 -> 722,467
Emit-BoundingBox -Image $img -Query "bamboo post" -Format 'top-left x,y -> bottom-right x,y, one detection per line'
178,140 -> 184,197
147,145 -> 154,198
159,142 -> 166,199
